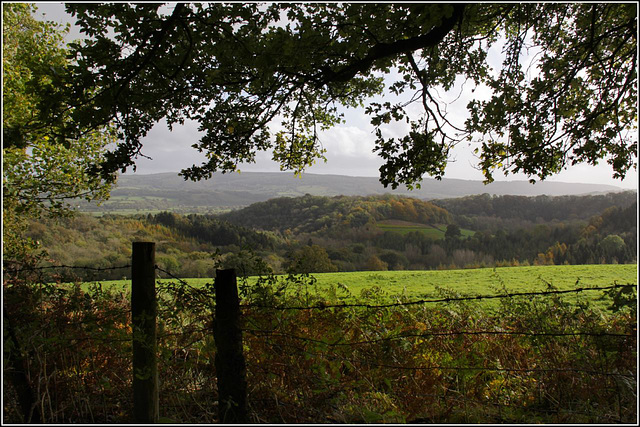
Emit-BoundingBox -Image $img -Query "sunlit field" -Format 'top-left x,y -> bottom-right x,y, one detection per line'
93,264 -> 637,309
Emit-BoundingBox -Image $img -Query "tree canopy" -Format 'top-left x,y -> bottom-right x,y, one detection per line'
18,3 -> 637,188
2,3 -> 114,260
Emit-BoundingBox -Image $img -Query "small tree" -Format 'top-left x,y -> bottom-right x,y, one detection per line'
288,245 -> 338,274
445,224 -> 462,240
365,255 -> 389,272
599,234 -> 626,263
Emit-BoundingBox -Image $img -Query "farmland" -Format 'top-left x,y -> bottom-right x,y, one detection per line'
99,264 -> 637,309
43,262 -> 636,424
307,264 -> 637,297
376,220 -> 475,238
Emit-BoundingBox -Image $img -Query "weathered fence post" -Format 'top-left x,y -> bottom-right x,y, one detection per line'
213,269 -> 249,423
131,242 -> 159,423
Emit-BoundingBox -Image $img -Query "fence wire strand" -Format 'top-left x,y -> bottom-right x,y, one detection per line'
244,330 -> 636,380
3,260 -> 636,424
241,283 -> 636,310
243,327 -> 635,347
3,264 -> 132,273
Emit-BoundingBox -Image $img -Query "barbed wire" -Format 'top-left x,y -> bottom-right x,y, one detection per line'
154,265 -> 216,310
242,327 -> 636,348
154,265 -> 207,290
7,263 -> 634,313
363,361 -> 636,379
241,283 -> 636,310
244,331 -> 636,380
3,264 -> 132,273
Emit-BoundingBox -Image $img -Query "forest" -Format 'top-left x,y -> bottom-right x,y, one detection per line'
7,190 -> 638,423
24,191 -> 637,282
3,3 -> 637,423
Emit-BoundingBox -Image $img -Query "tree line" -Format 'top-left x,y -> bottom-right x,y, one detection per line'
23,192 -> 637,279
4,3 -> 636,277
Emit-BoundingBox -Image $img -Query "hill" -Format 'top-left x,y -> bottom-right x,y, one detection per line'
218,194 -> 452,234
434,191 -> 638,230
77,171 -> 628,214
28,191 -> 636,277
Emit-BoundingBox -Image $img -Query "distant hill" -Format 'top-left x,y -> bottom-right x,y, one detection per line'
218,194 -> 452,235
79,171 -> 630,213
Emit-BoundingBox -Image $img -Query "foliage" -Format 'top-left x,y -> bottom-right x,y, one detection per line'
24,190 -> 637,278
220,193 -> 451,235
286,245 -> 339,274
20,212 -> 288,281
445,223 -> 462,240
434,191 -> 637,225
46,3 -> 637,187
466,4 -> 637,184
2,3 -> 115,261
3,279 -> 133,423
6,270 -> 635,423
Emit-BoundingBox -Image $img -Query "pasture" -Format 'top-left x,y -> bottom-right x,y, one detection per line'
25,263 -> 638,423
98,264 -> 637,309
376,220 -> 475,238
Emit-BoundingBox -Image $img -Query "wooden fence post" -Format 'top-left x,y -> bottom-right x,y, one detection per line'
213,269 -> 249,423
131,242 -> 159,423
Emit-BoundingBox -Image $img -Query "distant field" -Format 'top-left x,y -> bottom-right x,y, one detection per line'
92,264 -> 636,309
376,220 -> 474,238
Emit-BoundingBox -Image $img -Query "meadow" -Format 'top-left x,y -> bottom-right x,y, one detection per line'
100,264 -> 637,309
376,220 -> 475,238
9,263 -> 636,423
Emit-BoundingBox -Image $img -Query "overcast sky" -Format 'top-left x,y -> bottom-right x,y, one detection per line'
33,2 -> 638,190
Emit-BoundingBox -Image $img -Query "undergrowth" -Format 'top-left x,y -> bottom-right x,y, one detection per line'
3,266 -> 636,423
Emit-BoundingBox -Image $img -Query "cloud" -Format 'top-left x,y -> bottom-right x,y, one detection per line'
34,3 -> 637,190
132,119 -> 208,174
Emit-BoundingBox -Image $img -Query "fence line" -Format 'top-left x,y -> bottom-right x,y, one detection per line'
241,283 -> 636,310
6,264 -> 634,344
243,331 -> 636,380
4,253 -> 637,423
155,265 -> 201,288
242,327 -> 635,347
3,264 -> 132,273
360,361 -> 636,379
5,263 -> 634,312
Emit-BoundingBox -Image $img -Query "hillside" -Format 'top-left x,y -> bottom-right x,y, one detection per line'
218,194 -> 452,235
434,191 -> 638,231
27,191 -> 636,277
77,171 -> 628,213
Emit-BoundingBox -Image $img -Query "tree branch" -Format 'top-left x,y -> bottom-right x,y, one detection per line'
317,4 -> 466,86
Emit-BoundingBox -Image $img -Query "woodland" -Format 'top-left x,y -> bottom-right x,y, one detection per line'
24,191 -> 637,281
3,3 -> 637,424
5,190 -> 638,424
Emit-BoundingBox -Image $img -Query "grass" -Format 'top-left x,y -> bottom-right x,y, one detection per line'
92,264 -> 637,309
376,221 -> 475,238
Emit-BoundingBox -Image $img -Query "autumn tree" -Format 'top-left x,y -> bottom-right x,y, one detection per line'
21,3 -> 638,190
2,3 -> 115,261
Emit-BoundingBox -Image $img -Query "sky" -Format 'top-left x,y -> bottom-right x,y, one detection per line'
32,2 -> 639,190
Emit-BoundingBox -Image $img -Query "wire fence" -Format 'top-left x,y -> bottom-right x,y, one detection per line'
3,261 -> 638,423
2,264 -> 132,273
242,283 -> 636,310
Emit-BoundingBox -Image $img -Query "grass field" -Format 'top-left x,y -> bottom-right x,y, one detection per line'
376,220 -> 475,238
94,264 -> 637,309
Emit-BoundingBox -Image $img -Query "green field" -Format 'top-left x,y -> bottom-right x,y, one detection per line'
376,220 -> 474,238
94,264 -> 637,309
